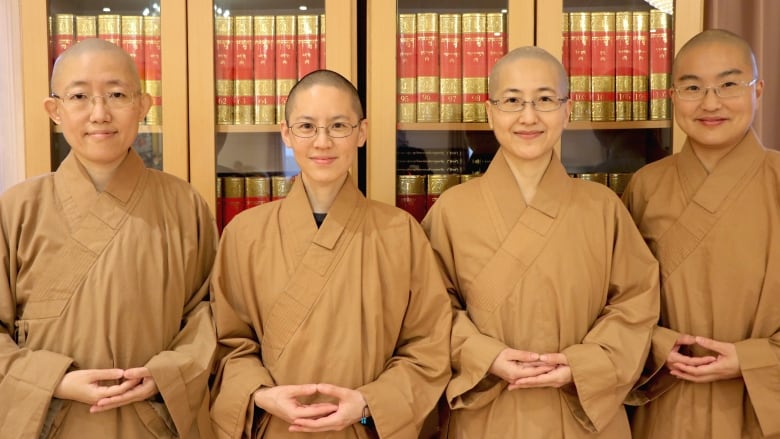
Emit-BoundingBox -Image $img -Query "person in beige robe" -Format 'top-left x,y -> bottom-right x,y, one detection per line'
624,30 -> 780,439
422,46 -> 660,438
0,39 -> 218,438
209,70 -> 451,438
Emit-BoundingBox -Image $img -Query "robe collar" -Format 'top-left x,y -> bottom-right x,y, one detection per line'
677,129 -> 765,213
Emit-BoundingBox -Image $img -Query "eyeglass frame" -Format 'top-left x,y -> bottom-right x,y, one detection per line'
49,91 -> 141,111
672,78 -> 758,101
488,96 -> 570,113
286,120 -> 363,139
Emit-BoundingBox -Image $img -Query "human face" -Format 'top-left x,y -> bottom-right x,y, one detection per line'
281,84 -> 366,188
671,41 -> 763,153
486,57 -> 571,164
44,50 -> 150,170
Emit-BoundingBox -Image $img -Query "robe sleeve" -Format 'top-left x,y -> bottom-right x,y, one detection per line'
560,202 -> 660,432
422,205 -> 508,412
0,196 -> 74,438
735,335 -> 780,436
357,221 -> 452,438
144,195 -> 219,437
209,224 -> 276,439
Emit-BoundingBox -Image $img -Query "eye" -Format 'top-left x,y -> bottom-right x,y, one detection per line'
296,122 -> 315,130
107,91 -> 128,99
68,93 -> 89,101
536,96 -> 556,103
720,81 -> 739,88
502,96 -> 520,105
681,84 -> 701,92
330,122 -> 348,129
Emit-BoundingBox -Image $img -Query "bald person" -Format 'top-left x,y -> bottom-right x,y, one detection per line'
0,38 -> 218,438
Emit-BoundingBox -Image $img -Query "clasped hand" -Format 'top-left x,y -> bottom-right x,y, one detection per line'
666,334 -> 741,383
489,348 -> 573,390
253,383 -> 367,433
53,367 -> 159,413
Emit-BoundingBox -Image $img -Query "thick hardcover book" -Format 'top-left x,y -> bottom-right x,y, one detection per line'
439,13 -> 462,123
562,12 -> 570,75
215,16 -> 235,125
569,12 -> 591,121
486,13 -> 506,76
54,14 -> 74,60
98,14 -> 121,45
397,14 -> 417,123
75,15 -> 96,42
254,16 -> 276,125
427,174 -> 460,208
396,175 -> 427,222
223,176 -> 246,226
297,15 -> 320,79
632,11 -> 650,121
271,175 -> 295,200
649,9 -> 671,120
234,16 -> 254,125
143,16 -> 162,125
121,16 -> 145,103
416,13 -> 439,122
591,12 -> 616,121
245,175 -> 271,208
320,14 -> 326,68
461,13 -> 487,123
275,15 -> 297,123
615,11 -> 633,121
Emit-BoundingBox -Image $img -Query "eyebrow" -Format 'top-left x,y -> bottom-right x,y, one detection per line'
676,68 -> 745,82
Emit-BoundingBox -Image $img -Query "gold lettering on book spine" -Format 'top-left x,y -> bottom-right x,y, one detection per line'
234,16 -> 254,125
398,14 -> 417,123
254,16 -> 275,125
397,176 -> 426,195
569,12 -> 591,121
615,11 -> 632,121
76,16 -> 96,41
462,13 -> 487,122
439,14 -> 461,123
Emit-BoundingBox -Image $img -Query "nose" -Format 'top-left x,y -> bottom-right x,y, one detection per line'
312,126 -> 332,148
89,96 -> 112,122
699,87 -> 722,110
516,103 -> 539,123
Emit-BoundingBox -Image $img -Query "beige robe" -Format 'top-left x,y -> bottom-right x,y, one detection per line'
0,150 -> 218,438
422,150 -> 660,438
623,130 -> 780,439
209,177 -> 452,439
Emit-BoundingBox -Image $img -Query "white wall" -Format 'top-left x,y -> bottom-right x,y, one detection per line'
0,0 -> 25,193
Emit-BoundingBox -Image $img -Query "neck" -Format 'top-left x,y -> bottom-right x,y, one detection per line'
503,149 -> 553,204
302,173 -> 348,213
690,138 -> 743,173
77,149 -> 129,192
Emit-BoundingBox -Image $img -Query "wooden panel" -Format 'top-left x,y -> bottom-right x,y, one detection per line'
672,0 -> 704,153
161,0 -> 189,180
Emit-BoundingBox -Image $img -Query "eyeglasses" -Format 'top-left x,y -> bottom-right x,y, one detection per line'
673,79 -> 757,101
50,91 -> 139,111
489,96 -> 569,113
288,121 -> 360,139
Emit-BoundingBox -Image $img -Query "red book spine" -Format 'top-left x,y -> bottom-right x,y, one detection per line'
254,16 -> 276,125
486,13 -> 506,75
245,176 -> 271,208
439,13 -> 462,123
223,176 -> 246,226
461,13 -> 487,123
615,11 -> 633,121
143,16 -> 162,125
396,176 -> 427,222
632,11 -> 650,121
297,15 -> 320,79
121,16 -> 145,94
234,16 -> 254,125
649,9 -> 671,120
98,14 -> 121,45
569,12 -> 591,121
54,14 -> 74,60
416,13 -> 439,122
275,16 -> 297,123
590,12 -> 616,121
397,14 -> 417,123
215,16 -> 235,125
320,14 -> 326,68
562,12 -> 570,75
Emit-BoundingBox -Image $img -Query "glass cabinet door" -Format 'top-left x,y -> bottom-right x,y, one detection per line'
21,0 -> 189,179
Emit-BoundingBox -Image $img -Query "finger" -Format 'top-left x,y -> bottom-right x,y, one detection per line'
85,368 -> 126,382
510,365 -> 556,380
123,367 -> 152,380
94,379 -> 156,409
668,351 -> 715,366
96,378 -> 142,399
284,383 -> 320,398
538,353 -> 568,365
504,349 -> 541,363
693,336 -> 727,354
314,383 -> 350,399
676,333 -> 697,345
669,369 -> 716,384
290,411 -> 345,432
291,403 -> 339,420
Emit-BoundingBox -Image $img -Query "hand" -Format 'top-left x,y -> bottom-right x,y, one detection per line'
666,333 -> 716,370
288,383 -> 367,433
90,367 -> 159,413
488,348 -> 555,384
508,353 -> 572,390
53,369 -> 136,406
253,384 -> 339,426
668,336 -> 741,383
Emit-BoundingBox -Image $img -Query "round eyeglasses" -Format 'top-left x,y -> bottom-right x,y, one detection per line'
50,91 -> 139,112
489,96 -> 569,112
288,121 -> 360,138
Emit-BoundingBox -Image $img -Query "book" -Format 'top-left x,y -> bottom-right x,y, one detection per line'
215,16 -> 234,125
271,175 -> 295,200
632,11 -> 650,121
439,13 -> 462,123
216,176 -> 224,233
396,175 -> 427,222
245,175 -> 271,208
416,13 -> 439,122
427,174 -> 460,208
234,16 -> 254,125
121,16 -> 145,103
53,14 -> 74,60
223,176 -> 246,226
615,11 -> 633,121
297,15 -> 320,79
75,15 -> 97,42
98,14 -> 121,45
486,12 -> 506,75
397,14 -> 417,123
276,15 -> 297,123
254,15 -> 276,125
143,16 -> 162,125
649,9 -> 671,120
462,13 -> 487,123
562,13 -> 570,75
569,12 -> 591,121
320,14 -> 326,68
590,12 -> 616,121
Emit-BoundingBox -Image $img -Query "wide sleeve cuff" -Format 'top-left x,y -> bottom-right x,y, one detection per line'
735,337 -> 780,436
562,343 -> 619,433
447,333 -> 507,410
626,325 -> 680,405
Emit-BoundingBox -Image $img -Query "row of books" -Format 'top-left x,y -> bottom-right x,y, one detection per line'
49,14 -> 162,125
572,172 -> 633,195
397,12 -> 507,124
396,173 -> 481,222
216,174 -> 296,232
215,14 -> 326,126
563,9 -> 672,122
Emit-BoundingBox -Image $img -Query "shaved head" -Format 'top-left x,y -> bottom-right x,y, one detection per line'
488,46 -> 569,98
285,69 -> 364,121
50,38 -> 141,91
673,29 -> 758,80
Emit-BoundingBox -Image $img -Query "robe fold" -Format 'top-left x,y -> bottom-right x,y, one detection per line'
0,150 -> 218,438
422,150 -> 660,438
623,130 -> 780,439
209,177 -> 452,439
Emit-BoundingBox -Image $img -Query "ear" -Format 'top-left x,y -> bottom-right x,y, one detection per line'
356,119 -> 368,148
137,92 -> 153,122
562,98 -> 573,128
280,120 -> 293,149
485,100 -> 493,129
754,79 -> 765,100
44,97 -> 61,124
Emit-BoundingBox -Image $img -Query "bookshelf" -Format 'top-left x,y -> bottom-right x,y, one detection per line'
366,0 -> 703,212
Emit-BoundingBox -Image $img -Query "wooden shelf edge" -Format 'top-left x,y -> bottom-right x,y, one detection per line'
217,124 -> 282,134
398,122 -> 492,131
566,120 -> 672,130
